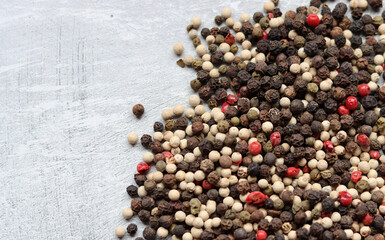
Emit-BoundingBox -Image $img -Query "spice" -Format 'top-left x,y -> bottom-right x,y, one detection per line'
132,104 -> 145,118
115,226 -> 125,238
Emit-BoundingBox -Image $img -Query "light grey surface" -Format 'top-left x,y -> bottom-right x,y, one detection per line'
0,0 -> 355,239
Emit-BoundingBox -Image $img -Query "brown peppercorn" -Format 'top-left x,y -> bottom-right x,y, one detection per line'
132,104 -> 144,117
143,227 -> 156,240
138,209 -> 150,223
131,198 -> 142,213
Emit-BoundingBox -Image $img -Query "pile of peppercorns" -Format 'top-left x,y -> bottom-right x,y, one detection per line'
116,0 -> 385,239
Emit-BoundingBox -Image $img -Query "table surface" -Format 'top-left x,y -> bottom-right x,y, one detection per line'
0,0 -> 371,239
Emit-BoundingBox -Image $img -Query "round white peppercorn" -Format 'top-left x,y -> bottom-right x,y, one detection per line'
264,1 -> 275,12
142,152 -> 154,164
175,210 -> 186,222
173,43 -> 184,55
157,227 -> 168,238
127,132 -> 138,145
226,17 -> 235,27
290,64 -> 301,74
189,95 -> 200,107
239,13 -> 250,22
240,50 -> 251,60
235,32 -> 245,42
196,45 -> 207,57
202,61 -> 213,71
232,202 -> 243,212
262,121 -> 273,133
190,17 -> 201,28
221,7 -> 232,18
272,181 -> 284,193
358,0 -> 368,9
115,226 -> 125,238
138,186 -> 147,197
233,22 -> 242,32
161,108 -> 174,120
321,217 -> 333,229
183,55 -> 193,65
169,189 -> 180,201
122,207 -> 133,220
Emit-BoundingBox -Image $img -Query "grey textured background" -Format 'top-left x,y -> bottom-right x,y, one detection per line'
0,0 -> 365,239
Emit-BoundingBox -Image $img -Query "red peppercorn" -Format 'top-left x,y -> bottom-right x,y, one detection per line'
357,133 -> 371,148
369,150 -> 380,160
246,191 -> 268,206
202,180 -> 213,190
346,96 -> 358,110
321,211 -> 332,218
270,132 -> 281,146
163,151 -> 173,159
382,63 -> 385,70
194,180 -> 202,185
256,230 -> 267,240
323,141 -> 334,153
137,162 -> 150,174
358,84 -> 371,97
267,13 -> 274,19
221,102 -> 230,113
261,31 -> 268,40
248,142 -> 262,155
307,14 -> 320,27
338,106 -> 350,115
339,191 -> 352,206
227,94 -> 238,105
302,165 -> 310,173
363,213 -> 374,225
286,167 -> 300,177
225,33 -> 235,45
351,171 -> 362,183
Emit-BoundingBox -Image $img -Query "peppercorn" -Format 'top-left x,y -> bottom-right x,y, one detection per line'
132,104 -> 144,117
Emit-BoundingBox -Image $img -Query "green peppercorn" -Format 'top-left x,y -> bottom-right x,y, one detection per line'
263,141 -> 273,152
165,119 -> 175,131
206,133 -> 215,142
263,184 -> 274,196
190,79 -> 202,91
292,201 -> 302,213
190,198 -> 201,215
259,17 -> 270,29
320,169 -> 332,179
301,200 -> 311,211
156,160 -> 166,172
230,44 -> 238,54
238,210 -> 251,223
224,209 -> 236,219
192,59 -> 203,70
373,16 -> 384,26
347,181 -> 356,189
237,62 -> 246,70
231,117 -> 240,126
209,43 -> 217,53
207,98 -> 218,109
311,208 -> 321,219
356,180 -> 370,193
280,39 -> 289,48
274,199 -> 284,210
247,110 -> 259,121
192,38 -> 201,47
368,64 -> 376,74
310,169 -> 321,181
218,65 -> 227,74
294,36 -> 306,48
256,132 -> 267,143
377,117 -> 385,131
216,34 -> 225,44
306,137 -> 315,146
307,83 -> 319,93
186,24 -> 193,31
176,59 -> 185,68
218,120 -> 230,133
